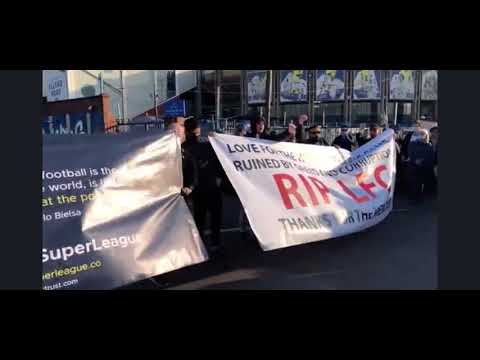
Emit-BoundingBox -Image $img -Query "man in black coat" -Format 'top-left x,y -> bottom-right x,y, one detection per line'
246,116 -> 296,141
183,118 -> 225,252
306,125 -> 329,146
292,114 -> 308,143
332,126 -> 355,151
164,116 -> 198,211
356,128 -> 370,147
401,120 -> 423,161
407,129 -> 435,203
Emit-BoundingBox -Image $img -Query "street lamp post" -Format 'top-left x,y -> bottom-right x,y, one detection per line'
120,70 -> 128,123
153,70 -> 159,122
266,70 -> 273,129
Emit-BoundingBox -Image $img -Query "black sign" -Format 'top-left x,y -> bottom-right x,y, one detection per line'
42,130 -> 208,290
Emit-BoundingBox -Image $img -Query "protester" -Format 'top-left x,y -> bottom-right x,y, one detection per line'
234,122 -> 250,137
429,126 -> 439,188
306,125 -> 329,146
231,122 -> 250,234
184,118 -> 225,252
401,120 -> 422,161
369,123 -> 382,140
332,126 -> 355,151
292,114 -> 308,143
407,128 -> 435,203
164,116 -> 198,209
430,126 -> 439,159
246,116 -> 295,141
356,128 -> 370,147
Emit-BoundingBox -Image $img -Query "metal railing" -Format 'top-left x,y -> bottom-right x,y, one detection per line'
103,118 -> 369,147
105,121 -> 164,133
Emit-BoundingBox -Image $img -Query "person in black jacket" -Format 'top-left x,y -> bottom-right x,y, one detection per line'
293,114 -> 308,143
164,116 -> 198,211
246,116 -> 295,141
400,120 -> 423,162
306,125 -> 329,146
429,126 -> 439,193
184,118 -> 225,252
332,126 -> 355,151
369,124 -> 382,140
407,129 -> 435,203
356,128 -> 370,147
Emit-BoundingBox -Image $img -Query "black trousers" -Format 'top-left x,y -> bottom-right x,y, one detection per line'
407,164 -> 436,201
193,188 -> 223,246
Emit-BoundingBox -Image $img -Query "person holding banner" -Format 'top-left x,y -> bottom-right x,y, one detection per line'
369,124 -> 382,141
184,118 -> 225,253
356,128 -> 370,147
306,125 -> 329,146
292,114 -> 308,143
247,116 -> 296,142
165,116 -> 198,209
332,126 -> 355,151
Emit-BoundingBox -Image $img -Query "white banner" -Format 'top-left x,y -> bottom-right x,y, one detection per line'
210,130 -> 396,251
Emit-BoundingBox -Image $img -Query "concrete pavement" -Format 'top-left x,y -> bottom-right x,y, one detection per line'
122,191 -> 437,290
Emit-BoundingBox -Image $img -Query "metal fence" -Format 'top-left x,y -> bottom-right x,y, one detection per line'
104,118 -> 368,147
105,122 -> 164,134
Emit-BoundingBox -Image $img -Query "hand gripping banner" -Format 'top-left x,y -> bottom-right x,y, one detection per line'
210,129 -> 396,251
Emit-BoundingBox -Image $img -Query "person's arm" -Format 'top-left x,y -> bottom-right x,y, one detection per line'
269,124 -> 296,142
296,123 -> 305,143
268,130 -> 289,141
408,143 -> 415,164
182,150 -> 198,195
426,146 -> 435,168
395,142 -> 401,155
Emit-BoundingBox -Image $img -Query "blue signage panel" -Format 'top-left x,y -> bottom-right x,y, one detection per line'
164,99 -> 186,117
42,112 -> 105,135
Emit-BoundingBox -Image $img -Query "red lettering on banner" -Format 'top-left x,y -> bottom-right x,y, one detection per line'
355,172 -> 377,198
374,165 -> 388,189
337,180 -> 369,204
273,174 -> 307,210
298,174 -> 319,206
308,176 -> 331,204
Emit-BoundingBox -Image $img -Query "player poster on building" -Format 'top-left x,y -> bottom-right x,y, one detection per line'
316,70 -> 345,101
390,70 -> 415,100
353,70 -> 381,100
247,70 -> 267,105
280,70 -> 308,103
421,70 -> 438,101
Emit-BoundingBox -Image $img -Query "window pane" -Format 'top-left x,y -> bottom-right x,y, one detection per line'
420,101 -> 438,122
277,103 -> 309,127
313,103 -> 344,127
201,70 -> 216,117
387,101 -> 413,126
221,70 -> 241,118
351,102 -> 380,126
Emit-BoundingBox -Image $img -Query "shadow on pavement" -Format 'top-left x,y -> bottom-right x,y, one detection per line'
121,192 -> 437,290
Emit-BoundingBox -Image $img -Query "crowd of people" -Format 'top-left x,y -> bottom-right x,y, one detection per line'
164,114 -> 439,256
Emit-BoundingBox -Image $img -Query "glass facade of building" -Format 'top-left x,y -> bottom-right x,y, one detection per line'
193,70 -> 438,128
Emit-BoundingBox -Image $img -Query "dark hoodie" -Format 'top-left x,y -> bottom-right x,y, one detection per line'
408,141 -> 435,169
183,135 -> 225,192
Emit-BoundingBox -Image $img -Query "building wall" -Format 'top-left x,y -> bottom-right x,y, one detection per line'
43,70 -> 69,101
42,95 -> 116,135
43,70 -> 178,120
